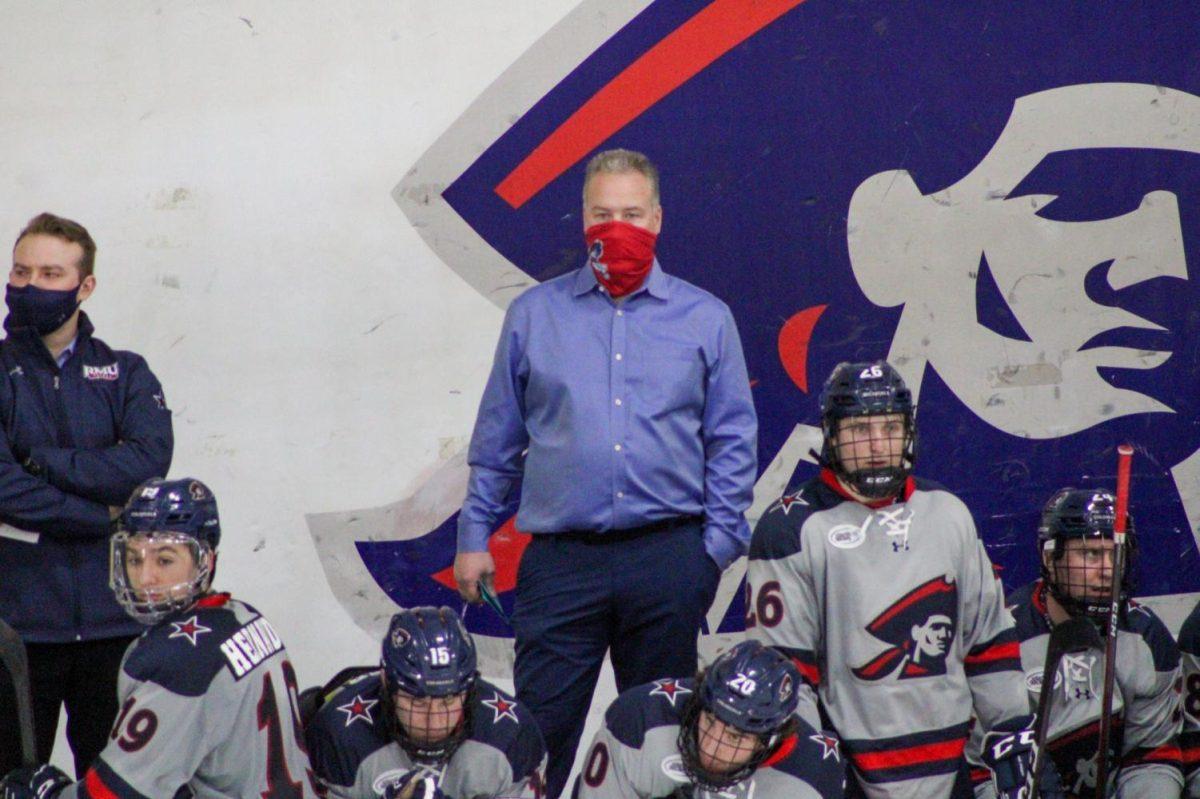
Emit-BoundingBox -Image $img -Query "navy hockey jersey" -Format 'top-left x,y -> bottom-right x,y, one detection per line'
967,581 -> 1182,798
305,673 -> 546,798
60,594 -> 319,799
572,677 -> 845,798
747,470 -> 1028,799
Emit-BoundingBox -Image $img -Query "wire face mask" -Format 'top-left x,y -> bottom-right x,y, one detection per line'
110,531 -> 212,625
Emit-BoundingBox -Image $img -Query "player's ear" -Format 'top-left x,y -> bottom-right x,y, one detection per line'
846,169 -> 932,309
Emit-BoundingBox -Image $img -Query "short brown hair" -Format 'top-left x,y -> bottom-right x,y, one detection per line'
583,149 -> 661,206
14,212 -> 96,277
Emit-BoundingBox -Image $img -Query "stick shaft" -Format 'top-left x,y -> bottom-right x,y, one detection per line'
1095,444 -> 1134,798
0,617 -> 36,766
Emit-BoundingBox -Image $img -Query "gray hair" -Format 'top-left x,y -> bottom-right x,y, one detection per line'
582,148 -> 661,206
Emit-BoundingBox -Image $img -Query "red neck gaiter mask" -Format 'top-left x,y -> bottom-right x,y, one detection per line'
585,221 -> 657,297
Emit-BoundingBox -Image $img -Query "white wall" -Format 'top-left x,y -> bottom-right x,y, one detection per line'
0,0 -> 584,771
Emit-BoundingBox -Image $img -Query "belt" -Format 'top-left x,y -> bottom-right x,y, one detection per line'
552,515 -> 703,544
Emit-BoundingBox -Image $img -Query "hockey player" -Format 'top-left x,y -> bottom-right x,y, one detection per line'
305,606 -> 546,799
0,477 -> 319,799
972,488 -> 1182,798
1179,599 -> 1200,798
572,639 -> 844,798
747,360 -> 1032,799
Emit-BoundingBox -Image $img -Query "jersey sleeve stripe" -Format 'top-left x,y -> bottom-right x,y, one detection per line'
964,637 -> 1022,677
968,766 -> 991,787
772,645 -> 821,687
1181,731 -> 1200,775
1121,742 -> 1183,770
80,759 -> 152,799
760,733 -> 799,768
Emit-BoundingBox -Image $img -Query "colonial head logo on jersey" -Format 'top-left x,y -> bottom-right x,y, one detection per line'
853,576 -> 958,680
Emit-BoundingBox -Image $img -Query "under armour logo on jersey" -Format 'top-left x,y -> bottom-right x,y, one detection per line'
481,691 -> 520,724
768,488 -> 808,515
167,615 -> 211,646
809,733 -> 841,762
852,575 -> 959,681
336,693 -> 378,727
649,678 -> 692,707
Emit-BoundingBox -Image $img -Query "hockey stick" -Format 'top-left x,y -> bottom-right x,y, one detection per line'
1027,615 -> 1103,797
1093,443 -> 1133,799
0,617 -> 36,766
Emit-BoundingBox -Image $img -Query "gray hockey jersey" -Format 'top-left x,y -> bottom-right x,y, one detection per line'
61,593 -> 319,799
571,677 -> 845,799
1174,598 -> 1200,798
747,471 -> 1028,799
967,581 -> 1183,799
305,673 -> 546,799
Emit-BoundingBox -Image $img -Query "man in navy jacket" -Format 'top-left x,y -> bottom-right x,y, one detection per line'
0,213 -> 172,776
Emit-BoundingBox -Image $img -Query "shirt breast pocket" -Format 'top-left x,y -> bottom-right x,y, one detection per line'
639,344 -> 705,413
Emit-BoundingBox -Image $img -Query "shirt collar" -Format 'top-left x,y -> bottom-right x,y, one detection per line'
572,258 -> 671,301
55,336 -> 77,369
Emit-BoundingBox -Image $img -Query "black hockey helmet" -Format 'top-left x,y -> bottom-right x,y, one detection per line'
819,360 -> 916,499
679,641 -> 800,790
1038,487 -> 1137,622
379,606 -> 478,763
110,478 -> 220,625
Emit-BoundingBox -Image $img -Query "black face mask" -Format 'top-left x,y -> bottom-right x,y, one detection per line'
4,283 -> 81,335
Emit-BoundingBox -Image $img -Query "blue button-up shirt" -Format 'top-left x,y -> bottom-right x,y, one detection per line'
458,261 -> 757,570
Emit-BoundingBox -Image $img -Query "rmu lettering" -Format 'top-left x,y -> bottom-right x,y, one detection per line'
219,616 -> 284,679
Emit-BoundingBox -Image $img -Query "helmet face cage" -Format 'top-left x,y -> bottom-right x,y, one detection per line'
380,607 -> 479,764
380,674 -> 474,765
678,641 -> 800,790
1038,488 -> 1137,623
109,530 -> 213,625
819,361 -> 916,499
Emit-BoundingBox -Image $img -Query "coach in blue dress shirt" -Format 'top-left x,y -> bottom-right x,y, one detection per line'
454,149 -> 757,798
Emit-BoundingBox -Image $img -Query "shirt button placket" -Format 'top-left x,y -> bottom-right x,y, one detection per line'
611,303 -> 628,527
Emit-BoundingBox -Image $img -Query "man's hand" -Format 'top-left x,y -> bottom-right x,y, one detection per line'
1,764 -> 71,799
980,725 -> 1056,799
454,551 -> 495,604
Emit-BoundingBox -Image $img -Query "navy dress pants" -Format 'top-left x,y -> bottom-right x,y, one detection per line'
512,518 -> 720,799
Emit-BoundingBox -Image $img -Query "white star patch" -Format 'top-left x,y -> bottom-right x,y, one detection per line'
336,694 -> 378,727
481,691 -> 520,724
809,733 -> 840,761
648,678 -> 692,707
768,489 -> 808,515
167,615 -> 211,647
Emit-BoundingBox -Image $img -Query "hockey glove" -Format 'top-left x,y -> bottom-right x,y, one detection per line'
383,770 -> 445,799
981,726 -> 1037,799
0,764 -> 71,799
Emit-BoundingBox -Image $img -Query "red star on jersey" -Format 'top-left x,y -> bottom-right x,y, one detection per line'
768,489 -> 808,515
809,733 -> 840,762
336,694 -> 378,727
481,692 -> 520,724
648,678 -> 692,707
167,615 -> 211,647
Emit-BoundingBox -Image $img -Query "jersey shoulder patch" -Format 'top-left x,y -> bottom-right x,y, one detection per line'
468,679 -> 546,780
1006,582 -> 1051,642
1121,602 -> 1180,671
122,603 -> 246,697
750,477 -> 836,561
603,678 -> 690,750
763,718 -> 845,798
305,672 -> 391,788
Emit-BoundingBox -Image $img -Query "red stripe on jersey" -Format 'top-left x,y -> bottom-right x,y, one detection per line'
969,767 -> 991,785
196,592 -> 230,608
761,733 -> 799,768
965,641 -> 1020,664
84,769 -> 120,799
790,656 -> 821,687
1124,743 -> 1183,766
1181,746 -> 1200,766
851,736 -> 966,772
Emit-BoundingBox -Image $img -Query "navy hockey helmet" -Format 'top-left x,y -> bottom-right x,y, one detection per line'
819,360 -> 916,499
1038,487 -> 1137,623
110,478 -> 221,625
679,641 -> 800,789
380,607 -> 478,763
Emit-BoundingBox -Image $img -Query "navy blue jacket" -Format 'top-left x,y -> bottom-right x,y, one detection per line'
0,312 -> 173,642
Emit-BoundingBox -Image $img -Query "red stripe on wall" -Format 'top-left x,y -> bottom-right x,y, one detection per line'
494,0 -> 808,208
